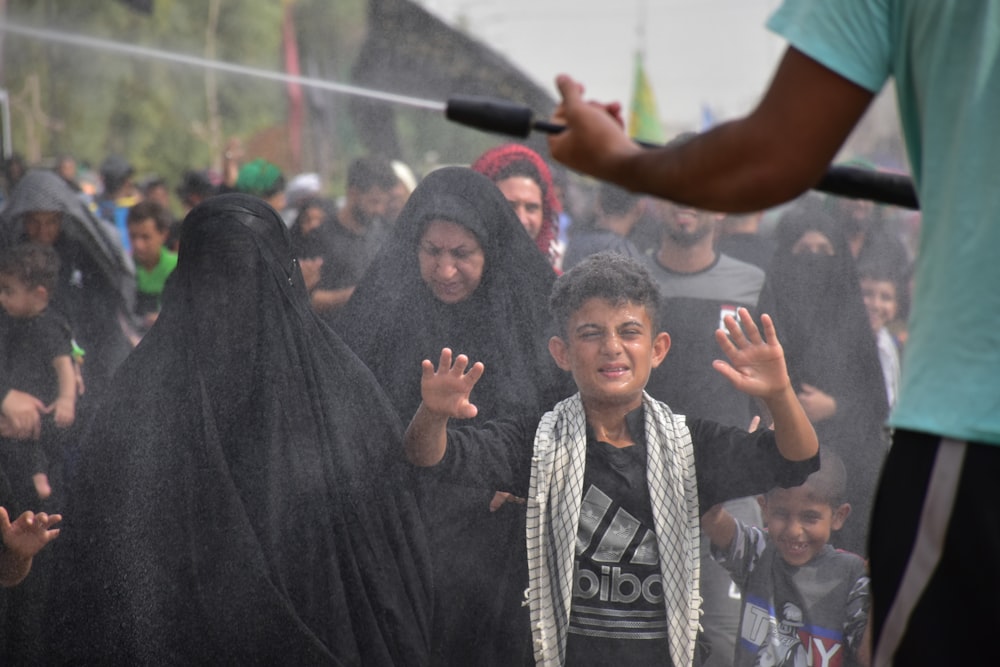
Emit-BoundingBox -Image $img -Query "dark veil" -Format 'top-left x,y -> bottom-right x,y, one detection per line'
50,194 -> 431,664
336,167 -> 572,665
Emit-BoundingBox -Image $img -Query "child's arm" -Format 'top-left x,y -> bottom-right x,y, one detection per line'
404,348 -> 484,467
712,307 -> 818,462
701,503 -> 737,552
51,354 -> 77,428
0,507 -> 62,587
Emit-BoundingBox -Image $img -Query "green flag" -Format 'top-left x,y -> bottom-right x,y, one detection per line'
628,52 -> 666,144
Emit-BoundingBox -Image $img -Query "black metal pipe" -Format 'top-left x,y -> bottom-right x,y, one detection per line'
445,94 -> 919,210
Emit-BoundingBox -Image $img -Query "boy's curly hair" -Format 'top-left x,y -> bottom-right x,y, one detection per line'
549,251 -> 661,337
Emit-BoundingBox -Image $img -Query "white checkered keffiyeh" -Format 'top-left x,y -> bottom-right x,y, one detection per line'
526,392 -> 701,666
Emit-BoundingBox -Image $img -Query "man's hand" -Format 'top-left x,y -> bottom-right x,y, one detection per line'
548,74 -> 641,183
712,308 -> 791,400
0,390 -> 48,440
420,348 -> 484,420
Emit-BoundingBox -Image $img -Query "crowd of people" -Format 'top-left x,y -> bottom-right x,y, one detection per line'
5,2 -> 983,662
0,131 -> 912,665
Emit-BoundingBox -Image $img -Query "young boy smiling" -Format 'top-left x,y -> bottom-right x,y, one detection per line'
702,453 -> 871,666
405,252 -> 819,666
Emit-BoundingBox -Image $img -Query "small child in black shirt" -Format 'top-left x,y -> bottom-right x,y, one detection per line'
0,243 -> 78,502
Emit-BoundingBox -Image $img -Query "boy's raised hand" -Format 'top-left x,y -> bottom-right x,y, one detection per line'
420,348 -> 485,420
712,308 -> 791,399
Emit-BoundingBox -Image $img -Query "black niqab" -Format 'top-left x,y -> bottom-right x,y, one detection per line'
51,194 -> 431,664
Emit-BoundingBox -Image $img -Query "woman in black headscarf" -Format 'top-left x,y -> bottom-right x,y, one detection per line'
763,194 -> 890,556
51,194 -> 431,665
337,167 -> 573,665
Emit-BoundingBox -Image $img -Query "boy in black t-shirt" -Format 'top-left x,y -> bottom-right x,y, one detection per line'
404,252 -> 819,666
0,243 -> 78,503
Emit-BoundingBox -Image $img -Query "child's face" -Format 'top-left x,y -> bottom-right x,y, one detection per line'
759,486 -> 850,567
128,218 -> 169,270
0,274 -> 46,319
23,211 -> 62,246
860,277 -> 898,332
548,298 -> 670,412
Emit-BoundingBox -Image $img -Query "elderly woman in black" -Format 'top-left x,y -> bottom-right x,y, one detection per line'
338,167 -> 573,666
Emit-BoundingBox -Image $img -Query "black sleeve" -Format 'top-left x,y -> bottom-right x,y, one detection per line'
422,412 -> 539,495
36,314 -> 74,362
689,417 -> 820,509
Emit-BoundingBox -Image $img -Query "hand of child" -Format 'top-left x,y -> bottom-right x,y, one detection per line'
420,348 -> 484,420
712,308 -> 791,400
0,507 -> 61,560
52,396 -> 76,428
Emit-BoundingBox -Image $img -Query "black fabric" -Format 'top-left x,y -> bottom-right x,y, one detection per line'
49,193 -> 432,665
336,167 -> 572,666
761,197 -> 889,556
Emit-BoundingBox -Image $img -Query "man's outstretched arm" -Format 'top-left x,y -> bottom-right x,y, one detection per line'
548,47 -> 875,213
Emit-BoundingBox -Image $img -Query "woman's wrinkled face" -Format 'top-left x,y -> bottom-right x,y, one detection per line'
418,219 -> 485,304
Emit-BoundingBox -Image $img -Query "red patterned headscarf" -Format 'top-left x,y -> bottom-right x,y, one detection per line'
471,144 -> 563,266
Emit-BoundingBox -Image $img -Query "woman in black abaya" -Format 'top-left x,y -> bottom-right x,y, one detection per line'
337,167 -> 573,665
763,195 -> 890,556
51,194 -> 431,664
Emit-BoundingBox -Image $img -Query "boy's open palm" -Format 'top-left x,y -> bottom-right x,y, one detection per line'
421,348 -> 485,420
712,308 -> 790,399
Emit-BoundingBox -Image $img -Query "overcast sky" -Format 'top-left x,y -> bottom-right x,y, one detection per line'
417,0 -> 786,131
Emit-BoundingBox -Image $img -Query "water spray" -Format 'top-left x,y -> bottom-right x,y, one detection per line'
1,22 -> 918,209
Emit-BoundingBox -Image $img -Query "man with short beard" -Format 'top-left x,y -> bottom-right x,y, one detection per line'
640,169 -> 770,667
310,156 -> 397,321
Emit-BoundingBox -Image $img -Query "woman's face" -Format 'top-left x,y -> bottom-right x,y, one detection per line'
495,176 -> 544,240
418,219 -> 485,304
23,210 -> 63,246
791,230 -> 835,256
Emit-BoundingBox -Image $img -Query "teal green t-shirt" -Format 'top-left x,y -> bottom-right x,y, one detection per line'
136,246 -> 178,297
768,1 -> 1000,445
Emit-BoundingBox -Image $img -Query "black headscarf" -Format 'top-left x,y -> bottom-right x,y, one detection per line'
50,194 -> 431,665
336,167 -> 571,666
763,195 -> 889,555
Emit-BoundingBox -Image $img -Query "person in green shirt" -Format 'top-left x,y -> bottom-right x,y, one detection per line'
126,200 -> 177,332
